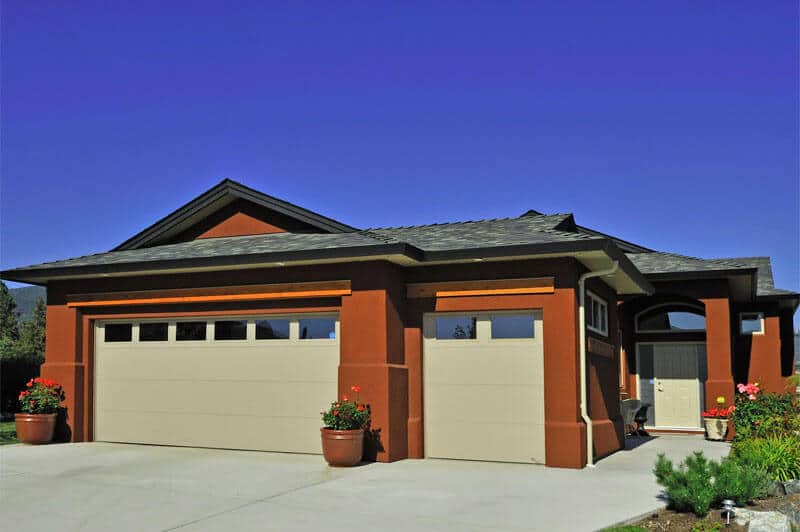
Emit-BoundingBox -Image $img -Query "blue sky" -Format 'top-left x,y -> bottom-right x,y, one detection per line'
1,1 -> 798,326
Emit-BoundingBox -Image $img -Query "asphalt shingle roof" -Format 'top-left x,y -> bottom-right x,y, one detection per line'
367,214 -> 595,251
626,252 -> 797,297
625,252 -> 752,275
7,214 -> 599,273
3,206 -> 796,302
14,232 -> 394,271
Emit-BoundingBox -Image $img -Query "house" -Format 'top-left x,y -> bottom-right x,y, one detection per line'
2,179 -> 797,469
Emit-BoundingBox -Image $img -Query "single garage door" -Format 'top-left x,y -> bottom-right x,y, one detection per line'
423,311 -> 545,463
94,314 -> 338,454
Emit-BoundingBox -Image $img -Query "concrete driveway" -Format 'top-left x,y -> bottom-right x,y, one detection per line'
0,436 -> 728,532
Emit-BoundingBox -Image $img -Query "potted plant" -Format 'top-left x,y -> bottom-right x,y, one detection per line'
320,385 -> 370,466
703,396 -> 734,441
15,378 -> 66,444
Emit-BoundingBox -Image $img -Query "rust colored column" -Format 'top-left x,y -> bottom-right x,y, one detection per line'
404,303 -> 424,458
746,314 -> 785,393
39,305 -> 85,441
543,287 -> 587,468
339,263 -> 408,462
701,298 -> 735,412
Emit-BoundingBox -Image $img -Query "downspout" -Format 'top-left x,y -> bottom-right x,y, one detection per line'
578,260 -> 619,467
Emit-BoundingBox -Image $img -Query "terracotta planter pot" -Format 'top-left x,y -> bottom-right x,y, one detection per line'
15,413 -> 57,444
704,417 -> 729,441
320,428 -> 364,466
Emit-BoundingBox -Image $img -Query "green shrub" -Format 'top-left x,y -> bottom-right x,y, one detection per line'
731,435 -> 800,481
712,456 -> 771,505
654,451 -> 770,517
691,519 -> 722,532
731,391 -> 799,441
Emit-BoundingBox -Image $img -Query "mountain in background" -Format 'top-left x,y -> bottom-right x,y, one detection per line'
9,286 -> 46,320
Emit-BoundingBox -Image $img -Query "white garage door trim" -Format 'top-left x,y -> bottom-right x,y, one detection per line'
94,313 -> 339,454
423,310 -> 545,464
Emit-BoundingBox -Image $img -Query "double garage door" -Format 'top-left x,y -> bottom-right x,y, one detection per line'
424,311 -> 545,464
94,314 -> 339,454
95,310 -> 544,463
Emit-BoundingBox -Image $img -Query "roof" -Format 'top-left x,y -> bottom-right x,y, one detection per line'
626,252 -> 754,276
114,179 -> 357,250
366,214 -> 594,251
1,211 -> 651,295
1,181 -> 794,303
626,252 -> 797,299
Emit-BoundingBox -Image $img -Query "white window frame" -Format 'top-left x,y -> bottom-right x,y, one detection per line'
586,290 -> 608,337
739,312 -> 765,335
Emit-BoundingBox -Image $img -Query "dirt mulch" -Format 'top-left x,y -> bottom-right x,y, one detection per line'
627,493 -> 800,531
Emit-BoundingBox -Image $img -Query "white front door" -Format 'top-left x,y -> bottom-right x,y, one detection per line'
652,344 -> 703,429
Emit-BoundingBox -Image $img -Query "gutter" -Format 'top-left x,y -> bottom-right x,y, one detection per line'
578,260 -> 619,467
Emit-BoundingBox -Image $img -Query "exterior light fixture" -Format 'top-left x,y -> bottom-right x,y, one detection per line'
721,499 -> 735,526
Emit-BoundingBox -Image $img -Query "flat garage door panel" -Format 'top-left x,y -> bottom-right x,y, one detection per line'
94,317 -> 338,454
424,312 -> 545,464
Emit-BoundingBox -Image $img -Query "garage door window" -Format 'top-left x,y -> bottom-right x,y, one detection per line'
214,320 -> 247,340
104,323 -> 132,342
176,322 -> 207,341
490,314 -> 535,339
435,316 -> 477,340
299,318 -> 336,339
139,322 -> 168,342
256,319 -> 290,340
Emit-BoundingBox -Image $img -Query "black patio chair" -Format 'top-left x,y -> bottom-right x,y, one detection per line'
633,403 -> 651,437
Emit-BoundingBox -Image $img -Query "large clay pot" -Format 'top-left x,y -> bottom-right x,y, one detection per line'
704,417 -> 729,441
15,413 -> 57,444
320,428 -> 364,466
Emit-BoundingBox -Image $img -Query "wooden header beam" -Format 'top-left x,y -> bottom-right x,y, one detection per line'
407,277 -> 555,299
66,280 -> 351,308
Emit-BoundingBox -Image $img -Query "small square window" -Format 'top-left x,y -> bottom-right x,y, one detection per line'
104,323 -> 132,342
491,314 -> 534,339
299,318 -> 336,339
176,321 -> 207,341
740,313 -> 764,335
586,291 -> 608,336
255,319 -> 290,340
214,320 -> 247,340
139,322 -> 168,342
435,316 -> 477,340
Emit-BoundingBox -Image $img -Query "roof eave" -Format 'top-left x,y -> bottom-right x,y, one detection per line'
1,238 -> 654,295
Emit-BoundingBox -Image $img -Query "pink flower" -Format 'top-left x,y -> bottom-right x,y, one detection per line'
749,394 -> 757,401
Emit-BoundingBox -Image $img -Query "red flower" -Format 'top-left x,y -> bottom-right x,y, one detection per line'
351,385 -> 361,393
26,380 -> 33,387
333,410 -> 339,416
357,405 -> 364,412
342,395 -> 349,402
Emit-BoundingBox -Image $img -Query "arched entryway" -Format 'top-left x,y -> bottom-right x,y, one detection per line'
626,300 -> 709,430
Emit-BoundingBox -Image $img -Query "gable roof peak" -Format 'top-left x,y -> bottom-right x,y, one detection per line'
113,178 -> 357,251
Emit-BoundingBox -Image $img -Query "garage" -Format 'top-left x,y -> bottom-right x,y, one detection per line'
94,313 -> 339,454
423,311 -> 545,464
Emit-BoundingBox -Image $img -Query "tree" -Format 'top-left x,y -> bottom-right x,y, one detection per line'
0,281 -> 19,341
15,297 -> 46,364
0,282 -> 20,360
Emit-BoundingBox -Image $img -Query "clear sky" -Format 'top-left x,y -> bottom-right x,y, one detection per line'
1,1 -> 798,326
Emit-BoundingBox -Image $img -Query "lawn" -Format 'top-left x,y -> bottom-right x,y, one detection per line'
0,421 -> 18,445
